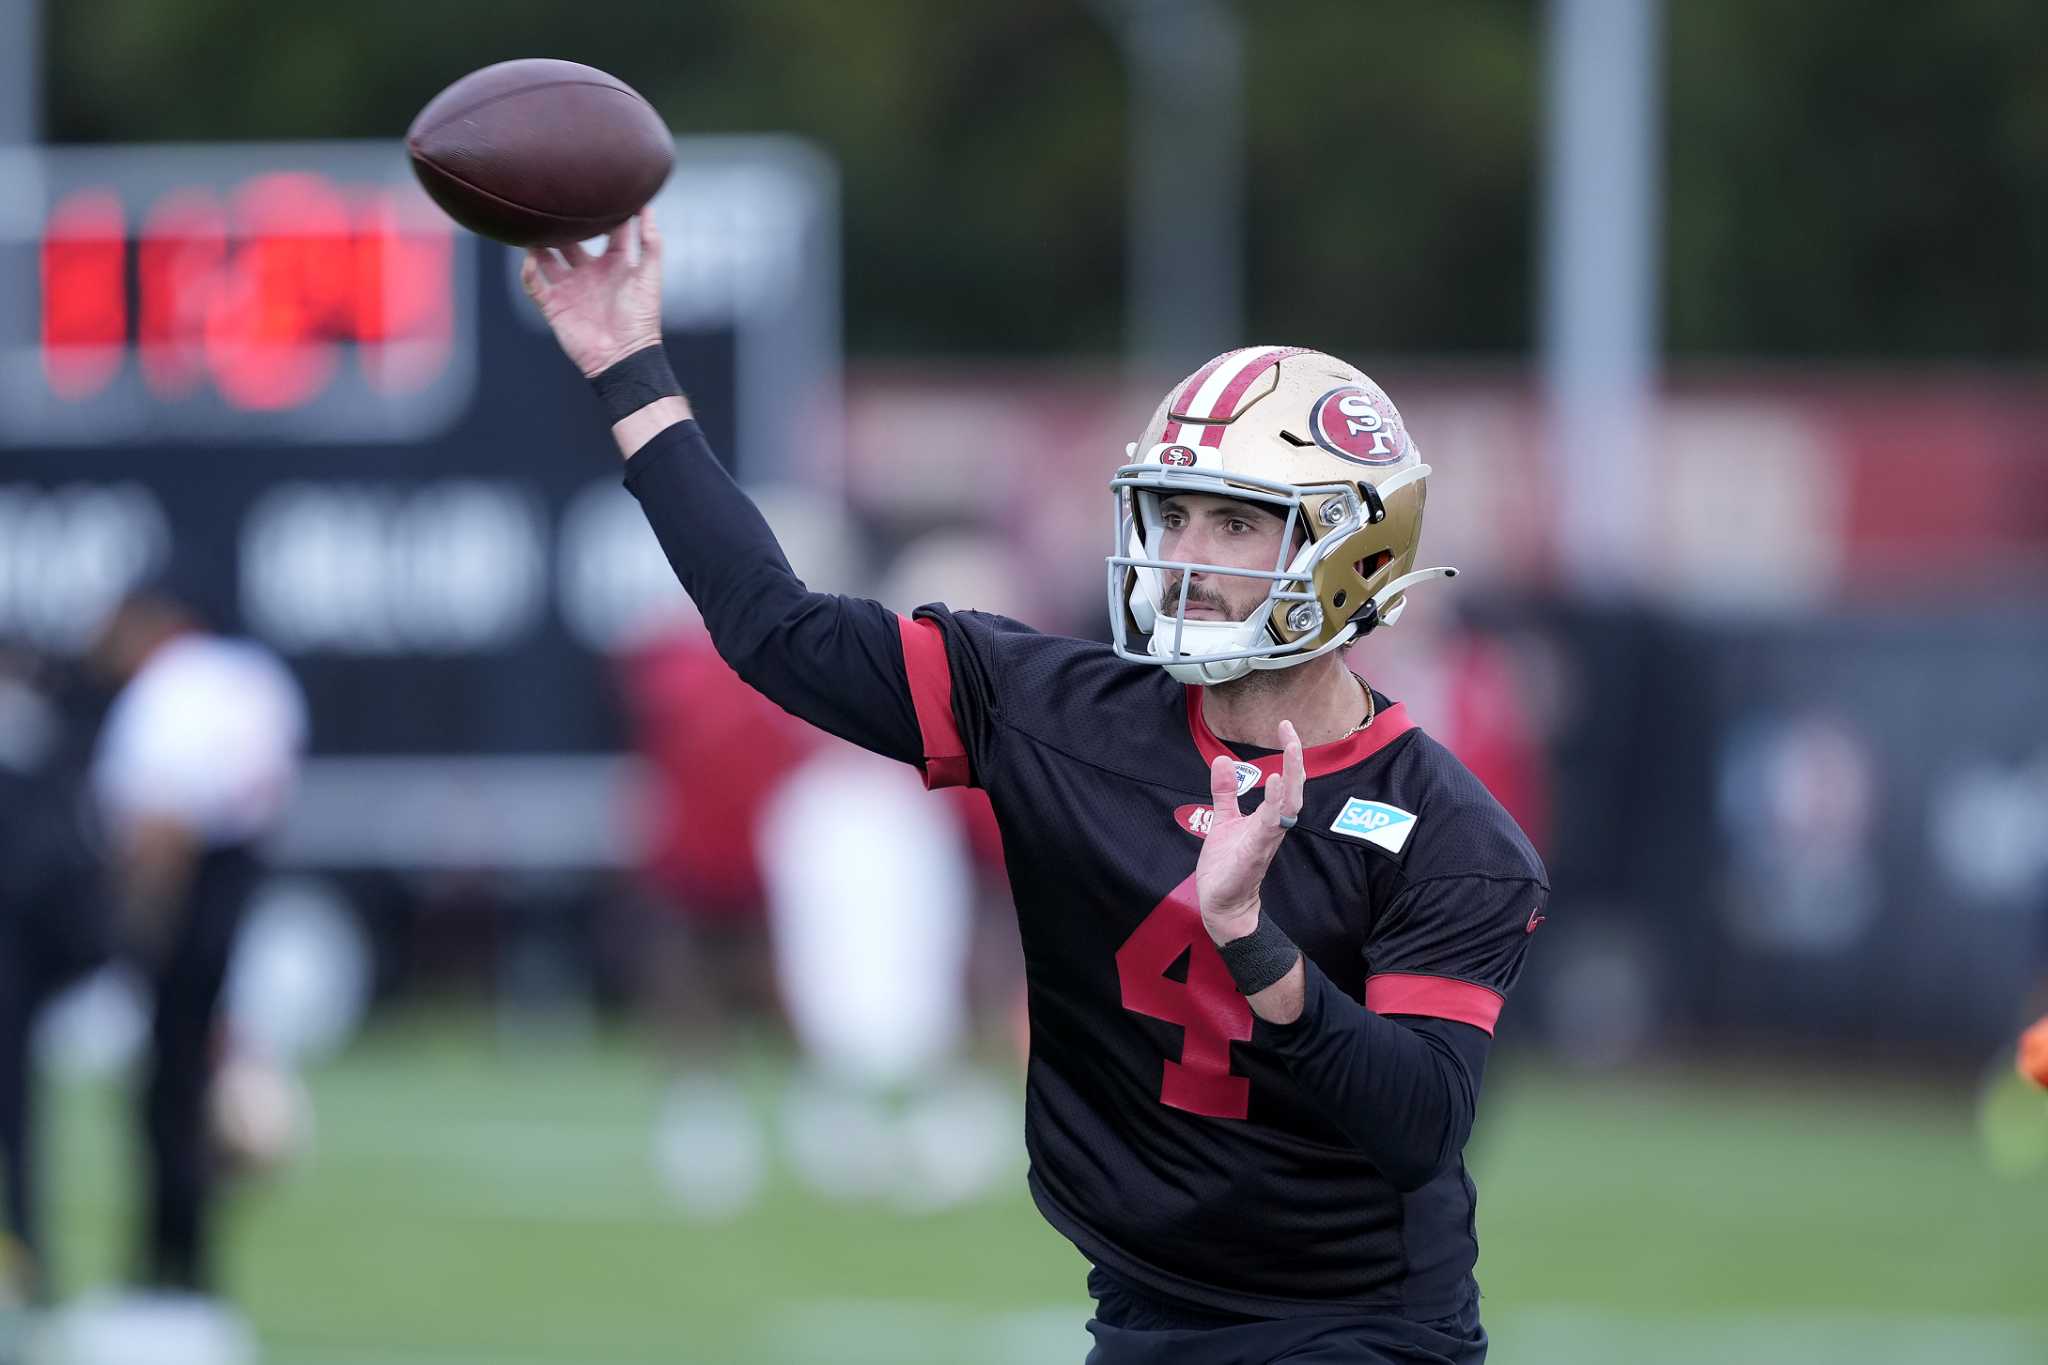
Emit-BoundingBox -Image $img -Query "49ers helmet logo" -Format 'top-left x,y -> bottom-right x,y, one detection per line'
1309,385 -> 1406,466
1158,444 -> 1199,467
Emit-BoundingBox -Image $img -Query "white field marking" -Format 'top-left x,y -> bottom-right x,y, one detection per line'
255,1353 -> 587,1365
1496,1305 -> 2048,1365
250,1304 -> 2048,1365
314,1102 -> 1029,1224
769,1301 -> 2048,1365
764,1300 -> 1087,1365
310,1112 -> 1027,1224
258,1306 -> 1083,1365
323,1115 -> 651,1165
271,1121 -> 691,1225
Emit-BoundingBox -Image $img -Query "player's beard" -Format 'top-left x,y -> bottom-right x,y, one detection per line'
1156,575 -> 1246,623
1158,571 -> 1355,699
1207,660 -> 1295,698
1158,574 -> 1288,697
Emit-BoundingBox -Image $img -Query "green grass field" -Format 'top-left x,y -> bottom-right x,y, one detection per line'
34,1010 -> 2048,1364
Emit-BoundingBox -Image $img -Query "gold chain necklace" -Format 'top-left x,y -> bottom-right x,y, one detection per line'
1338,675 -> 1376,741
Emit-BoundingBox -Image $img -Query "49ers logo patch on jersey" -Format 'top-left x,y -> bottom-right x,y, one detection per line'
1329,798 -> 1418,853
1309,386 -> 1406,466
1175,766 -> 1261,839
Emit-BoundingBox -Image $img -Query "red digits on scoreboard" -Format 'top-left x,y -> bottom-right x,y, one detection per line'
1115,878 -> 1255,1120
352,198 -> 396,345
43,172 -> 458,411
40,189 -> 127,399
139,191 -> 227,398
204,173 -> 350,411
354,193 -> 453,394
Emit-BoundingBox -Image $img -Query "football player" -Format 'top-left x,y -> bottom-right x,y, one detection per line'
88,586 -> 305,1293
525,213 -> 1547,1365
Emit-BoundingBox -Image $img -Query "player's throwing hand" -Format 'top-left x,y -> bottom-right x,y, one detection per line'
1196,719 -> 1307,938
520,209 -> 665,377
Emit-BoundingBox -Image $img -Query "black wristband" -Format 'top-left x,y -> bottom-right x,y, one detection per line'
589,344 -> 681,423
1214,914 -> 1303,996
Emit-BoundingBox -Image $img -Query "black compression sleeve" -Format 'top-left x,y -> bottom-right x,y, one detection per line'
1255,957 -> 1490,1191
621,420 -> 926,763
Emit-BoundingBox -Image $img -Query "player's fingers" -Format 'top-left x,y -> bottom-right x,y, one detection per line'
1208,755 -> 1242,818
529,247 -> 569,285
1259,721 -> 1304,830
520,249 -> 561,294
638,207 -> 663,272
1255,792 -> 1286,832
559,239 -> 594,269
1281,720 -> 1307,817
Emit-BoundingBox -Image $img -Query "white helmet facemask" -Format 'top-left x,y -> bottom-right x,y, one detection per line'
1106,455 -> 1441,686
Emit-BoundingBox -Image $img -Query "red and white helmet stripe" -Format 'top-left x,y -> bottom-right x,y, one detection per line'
1161,345 -> 1310,446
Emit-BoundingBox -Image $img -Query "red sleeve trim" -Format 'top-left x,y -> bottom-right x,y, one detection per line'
1365,973 -> 1505,1035
897,614 -> 971,790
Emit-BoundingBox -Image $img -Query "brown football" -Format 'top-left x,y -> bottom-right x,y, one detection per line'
406,59 -> 674,248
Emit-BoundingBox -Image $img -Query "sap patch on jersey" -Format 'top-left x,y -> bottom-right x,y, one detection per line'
1328,797 -> 1417,854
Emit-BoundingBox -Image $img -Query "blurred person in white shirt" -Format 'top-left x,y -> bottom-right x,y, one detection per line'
755,531 -> 1033,1211
86,586 -> 305,1294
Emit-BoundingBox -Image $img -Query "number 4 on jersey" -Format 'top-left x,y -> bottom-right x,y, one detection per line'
1115,879 -> 1254,1120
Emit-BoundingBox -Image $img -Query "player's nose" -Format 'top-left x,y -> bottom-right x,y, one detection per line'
1174,522 -> 1223,563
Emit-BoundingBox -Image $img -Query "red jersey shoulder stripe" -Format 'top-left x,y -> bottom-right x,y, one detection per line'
897,615 -> 971,789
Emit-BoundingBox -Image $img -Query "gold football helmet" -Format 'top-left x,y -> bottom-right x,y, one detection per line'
1108,345 -> 1455,686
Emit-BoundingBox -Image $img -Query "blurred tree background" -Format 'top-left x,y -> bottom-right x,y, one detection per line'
45,0 -> 2048,359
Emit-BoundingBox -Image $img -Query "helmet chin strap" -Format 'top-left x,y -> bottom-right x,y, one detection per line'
1162,656 -> 1254,687
1151,617 -> 1265,685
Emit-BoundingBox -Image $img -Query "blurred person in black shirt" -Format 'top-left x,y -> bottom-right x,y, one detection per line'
523,217 -> 1546,1365
0,643 -> 108,1308
84,588 -> 304,1295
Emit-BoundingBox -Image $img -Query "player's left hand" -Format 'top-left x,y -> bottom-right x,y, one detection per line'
1197,719 -> 1307,941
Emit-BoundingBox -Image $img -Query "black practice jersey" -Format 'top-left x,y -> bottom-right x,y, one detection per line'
624,421 -> 1549,1321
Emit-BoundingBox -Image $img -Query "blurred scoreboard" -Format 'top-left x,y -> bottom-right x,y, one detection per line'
0,139 -> 839,866
6,143 -> 475,446
0,140 -> 836,714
